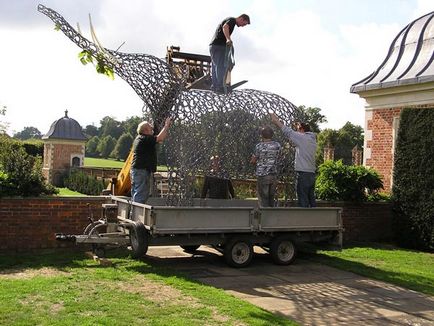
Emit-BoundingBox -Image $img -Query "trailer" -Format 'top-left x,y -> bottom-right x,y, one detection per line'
58,196 -> 342,268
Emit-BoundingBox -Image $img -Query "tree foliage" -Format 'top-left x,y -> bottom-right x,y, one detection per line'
316,160 -> 383,202
111,133 -> 133,161
97,135 -> 116,158
316,122 -> 363,165
392,108 -> 434,251
13,126 -> 42,140
0,136 -> 57,197
86,136 -> 100,157
297,105 -> 327,133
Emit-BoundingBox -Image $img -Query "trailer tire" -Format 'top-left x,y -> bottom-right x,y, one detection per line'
270,236 -> 296,265
180,245 -> 200,253
224,237 -> 253,268
129,222 -> 148,259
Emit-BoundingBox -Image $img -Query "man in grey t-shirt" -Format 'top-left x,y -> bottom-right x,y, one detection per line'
271,113 -> 317,207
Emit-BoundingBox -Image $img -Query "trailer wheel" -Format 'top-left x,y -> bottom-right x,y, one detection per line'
129,222 -> 148,259
224,238 -> 253,268
180,245 -> 200,253
270,236 -> 296,265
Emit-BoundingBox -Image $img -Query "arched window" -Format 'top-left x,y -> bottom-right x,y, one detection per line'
71,156 -> 81,167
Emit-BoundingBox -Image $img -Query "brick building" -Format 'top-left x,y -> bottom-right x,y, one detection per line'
42,110 -> 87,185
351,11 -> 434,192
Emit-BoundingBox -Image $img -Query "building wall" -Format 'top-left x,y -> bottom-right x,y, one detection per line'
43,140 -> 85,185
364,107 -> 402,192
364,104 -> 434,192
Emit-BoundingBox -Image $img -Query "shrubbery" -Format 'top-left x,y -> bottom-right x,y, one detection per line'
63,169 -> 106,195
392,108 -> 434,251
315,160 -> 384,202
0,136 -> 57,197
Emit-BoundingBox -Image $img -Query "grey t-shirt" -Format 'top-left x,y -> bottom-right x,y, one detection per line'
282,126 -> 317,173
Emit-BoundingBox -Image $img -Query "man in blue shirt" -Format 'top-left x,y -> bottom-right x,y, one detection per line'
209,14 -> 250,93
271,113 -> 317,207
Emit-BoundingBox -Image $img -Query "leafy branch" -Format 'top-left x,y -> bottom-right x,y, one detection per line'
78,50 -> 115,80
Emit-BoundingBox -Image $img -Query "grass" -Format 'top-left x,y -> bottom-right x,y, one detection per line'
84,157 -> 168,171
84,157 -> 125,168
305,242 -> 434,296
55,187 -> 85,196
0,251 -> 297,326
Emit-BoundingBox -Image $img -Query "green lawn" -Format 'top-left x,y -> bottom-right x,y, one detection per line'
84,157 -> 168,171
84,157 -> 125,168
55,187 -> 85,196
0,251 -> 297,326
306,242 -> 434,296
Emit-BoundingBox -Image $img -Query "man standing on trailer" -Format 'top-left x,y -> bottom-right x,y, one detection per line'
209,14 -> 250,93
130,117 -> 172,204
270,113 -> 317,207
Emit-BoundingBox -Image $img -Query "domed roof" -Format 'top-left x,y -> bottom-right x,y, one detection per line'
351,11 -> 434,93
42,110 -> 87,141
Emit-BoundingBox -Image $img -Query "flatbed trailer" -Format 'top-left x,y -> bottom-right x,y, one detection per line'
59,196 -> 342,268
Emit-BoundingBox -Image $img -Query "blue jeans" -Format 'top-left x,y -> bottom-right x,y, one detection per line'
209,45 -> 226,91
130,168 -> 151,204
296,171 -> 316,207
257,175 -> 277,207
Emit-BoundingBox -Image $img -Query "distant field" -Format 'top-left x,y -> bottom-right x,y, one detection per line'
84,157 -> 167,171
84,157 -> 124,168
55,187 -> 85,196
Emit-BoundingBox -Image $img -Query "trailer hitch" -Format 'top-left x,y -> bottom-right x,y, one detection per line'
55,233 -> 76,242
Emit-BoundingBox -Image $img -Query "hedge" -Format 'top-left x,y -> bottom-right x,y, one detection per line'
392,108 -> 434,251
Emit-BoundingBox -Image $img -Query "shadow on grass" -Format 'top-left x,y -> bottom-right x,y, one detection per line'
0,248 -> 297,326
299,242 -> 434,296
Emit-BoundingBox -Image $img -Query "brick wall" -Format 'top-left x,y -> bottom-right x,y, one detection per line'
365,105 -> 434,192
365,107 -> 402,192
0,197 -> 109,252
317,201 -> 393,242
0,197 -> 392,252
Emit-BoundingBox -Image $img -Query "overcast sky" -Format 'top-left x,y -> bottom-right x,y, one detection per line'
0,0 -> 432,135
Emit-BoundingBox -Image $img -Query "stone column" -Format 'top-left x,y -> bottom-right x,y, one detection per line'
352,145 -> 363,166
323,142 -> 335,162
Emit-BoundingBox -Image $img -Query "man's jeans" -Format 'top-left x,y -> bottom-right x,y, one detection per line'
131,168 -> 151,204
296,171 -> 316,207
209,44 -> 226,91
257,174 -> 277,207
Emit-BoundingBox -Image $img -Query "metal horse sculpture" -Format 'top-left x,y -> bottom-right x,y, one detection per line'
38,5 -> 300,205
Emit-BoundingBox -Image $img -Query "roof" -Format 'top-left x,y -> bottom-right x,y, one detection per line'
42,110 -> 87,141
351,11 -> 434,93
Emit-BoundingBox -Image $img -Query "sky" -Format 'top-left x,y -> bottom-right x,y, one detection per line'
0,0 -> 432,135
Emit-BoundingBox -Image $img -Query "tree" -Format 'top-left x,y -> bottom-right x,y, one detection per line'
297,105 -> 327,133
0,105 -> 9,134
316,122 -> 363,165
0,136 -> 57,196
122,116 -> 142,138
111,133 -> 133,160
97,135 -> 116,158
83,124 -> 99,138
99,116 -> 123,139
13,126 -> 42,140
86,136 -> 100,157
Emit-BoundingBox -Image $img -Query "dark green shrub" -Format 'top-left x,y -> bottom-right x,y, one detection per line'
0,136 -> 57,197
392,108 -> 434,251
315,160 -> 383,201
22,140 -> 44,157
63,169 -> 106,195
